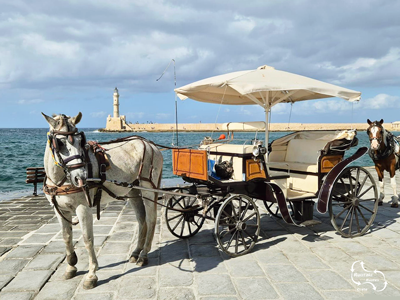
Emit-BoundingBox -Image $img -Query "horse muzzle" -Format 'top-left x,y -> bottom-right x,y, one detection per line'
370,139 -> 381,151
74,175 -> 87,188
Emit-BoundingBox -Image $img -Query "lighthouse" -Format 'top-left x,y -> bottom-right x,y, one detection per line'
113,87 -> 120,118
105,87 -> 129,131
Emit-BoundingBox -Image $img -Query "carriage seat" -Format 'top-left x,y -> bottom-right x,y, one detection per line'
200,143 -> 254,181
269,139 -> 328,173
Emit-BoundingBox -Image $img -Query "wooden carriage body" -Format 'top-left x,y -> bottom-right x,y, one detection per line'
172,130 -> 357,202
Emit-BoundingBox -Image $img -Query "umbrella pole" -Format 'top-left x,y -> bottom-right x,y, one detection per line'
265,94 -> 270,163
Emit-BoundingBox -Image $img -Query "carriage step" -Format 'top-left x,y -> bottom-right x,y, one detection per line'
292,200 -> 314,222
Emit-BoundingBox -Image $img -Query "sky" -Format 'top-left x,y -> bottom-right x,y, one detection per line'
1,0 -> 400,128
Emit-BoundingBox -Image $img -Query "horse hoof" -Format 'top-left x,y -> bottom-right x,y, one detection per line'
63,269 -> 77,280
83,276 -> 98,290
378,201 -> 383,206
129,255 -> 139,263
391,203 -> 399,208
136,257 -> 148,267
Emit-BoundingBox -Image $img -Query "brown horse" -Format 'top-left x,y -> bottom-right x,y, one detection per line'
367,119 -> 399,208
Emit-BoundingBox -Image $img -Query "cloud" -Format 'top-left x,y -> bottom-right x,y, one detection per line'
90,111 -> 106,118
156,113 -> 169,119
359,93 -> 400,109
274,93 -> 400,117
1,0 -> 400,94
239,106 -> 251,116
17,99 -> 44,104
125,112 -> 145,120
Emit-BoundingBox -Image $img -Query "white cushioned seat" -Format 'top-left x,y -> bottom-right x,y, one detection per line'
269,139 -> 327,173
285,139 -> 327,165
285,162 -> 319,173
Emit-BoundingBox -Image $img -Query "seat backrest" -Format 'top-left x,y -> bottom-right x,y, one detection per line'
285,139 -> 327,164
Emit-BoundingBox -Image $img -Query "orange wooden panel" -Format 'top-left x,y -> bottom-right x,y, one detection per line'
320,155 -> 343,173
172,149 -> 208,181
246,159 -> 266,180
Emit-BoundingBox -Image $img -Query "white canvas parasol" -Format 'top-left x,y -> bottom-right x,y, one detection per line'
175,65 -> 361,146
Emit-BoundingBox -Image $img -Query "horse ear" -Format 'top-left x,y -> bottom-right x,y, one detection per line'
367,119 -> 372,125
42,112 -> 58,129
71,112 -> 82,125
379,119 -> 384,124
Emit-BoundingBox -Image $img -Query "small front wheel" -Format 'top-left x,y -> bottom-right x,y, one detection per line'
215,195 -> 260,257
165,189 -> 205,239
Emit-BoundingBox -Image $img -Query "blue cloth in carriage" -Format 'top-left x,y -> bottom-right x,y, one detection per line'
207,159 -> 220,180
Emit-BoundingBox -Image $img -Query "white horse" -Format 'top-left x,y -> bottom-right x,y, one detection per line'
42,112 -> 163,289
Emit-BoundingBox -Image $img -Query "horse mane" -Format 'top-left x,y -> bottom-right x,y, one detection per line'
383,126 -> 388,146
51,114 -> 74,131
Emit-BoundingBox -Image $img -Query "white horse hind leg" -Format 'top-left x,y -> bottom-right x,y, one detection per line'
76,204 -> 98,289
390,177 -> 399,208
136,190 -> 158,267
55,209 -> 78,279
128,189 -> 147,264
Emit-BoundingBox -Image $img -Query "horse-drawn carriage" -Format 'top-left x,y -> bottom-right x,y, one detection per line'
167,122 -> 378,256
163,65 -> 379,256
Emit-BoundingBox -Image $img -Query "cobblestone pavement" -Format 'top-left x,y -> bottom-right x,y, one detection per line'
1,172 -> 400,299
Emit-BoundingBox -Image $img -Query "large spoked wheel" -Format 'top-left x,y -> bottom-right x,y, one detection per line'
329,166 -> 379,238
165,189 -> 205,239
215,195 -> 260,257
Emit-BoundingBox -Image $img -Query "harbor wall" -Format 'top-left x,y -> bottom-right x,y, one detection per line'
100,123 -> 390,132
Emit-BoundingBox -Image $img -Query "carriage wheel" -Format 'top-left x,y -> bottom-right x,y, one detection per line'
165,189 -> 205,239
264,199 -> 295,220
215,195 -> 260,257
329,166 -> 378,238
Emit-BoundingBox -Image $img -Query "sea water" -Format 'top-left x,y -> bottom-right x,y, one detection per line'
0,128 -> 383,201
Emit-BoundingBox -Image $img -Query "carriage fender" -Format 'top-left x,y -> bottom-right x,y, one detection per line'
317,147 -> 369,214
265,182 -> 297,226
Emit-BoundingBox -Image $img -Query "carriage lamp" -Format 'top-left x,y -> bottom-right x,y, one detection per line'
252,145 -> 260,157
252,144 -> 266,158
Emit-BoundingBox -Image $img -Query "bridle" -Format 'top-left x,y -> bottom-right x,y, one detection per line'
46,120 -> 88,187
367,122 -> 384,150
44,118 -> 91,225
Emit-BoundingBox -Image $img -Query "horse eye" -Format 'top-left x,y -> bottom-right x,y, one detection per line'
57,139 -> 65,148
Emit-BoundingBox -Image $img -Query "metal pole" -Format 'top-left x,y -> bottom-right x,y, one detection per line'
265,92 -> 270,163
173,59 -> 178,146
156,59 -> 178,146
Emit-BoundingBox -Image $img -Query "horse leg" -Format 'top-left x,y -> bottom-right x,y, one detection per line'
389,164 -> 399,208
375,166 -> 384,205
136,190 -> 158,267
76,204 -> 98,289
128,189 -> 147,264
54,209 -> 78,279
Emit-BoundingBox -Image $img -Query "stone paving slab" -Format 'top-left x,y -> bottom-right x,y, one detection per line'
1,171 -> 400,299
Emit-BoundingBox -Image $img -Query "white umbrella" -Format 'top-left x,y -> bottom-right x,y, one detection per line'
175,65 -> 361,145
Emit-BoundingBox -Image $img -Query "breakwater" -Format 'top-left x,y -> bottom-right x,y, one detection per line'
101,123 -> 378,132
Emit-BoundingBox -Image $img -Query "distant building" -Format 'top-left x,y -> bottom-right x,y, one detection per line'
105,87 -> 129,131
392,121 -> 400,129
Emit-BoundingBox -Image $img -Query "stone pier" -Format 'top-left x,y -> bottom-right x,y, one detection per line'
1,171 -> 400,299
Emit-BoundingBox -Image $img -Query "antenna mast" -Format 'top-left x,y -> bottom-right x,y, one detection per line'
156,59 -> 178,146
